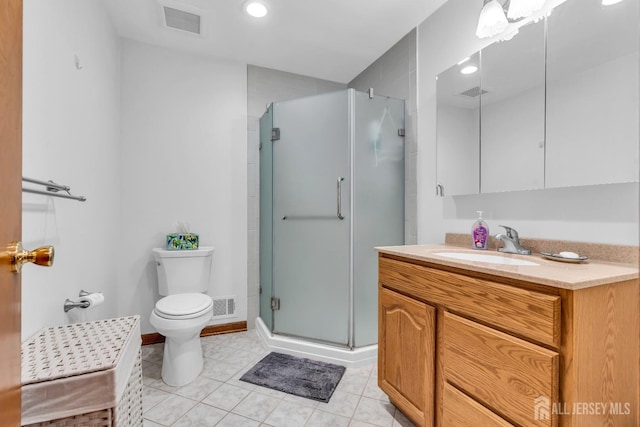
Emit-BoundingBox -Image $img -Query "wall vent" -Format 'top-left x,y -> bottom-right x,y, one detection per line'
460,86 -> 488,98
212,295 -> 236,319
163,6 -> 202,35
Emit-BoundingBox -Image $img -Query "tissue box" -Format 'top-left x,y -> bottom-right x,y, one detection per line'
166,233 -> 199,250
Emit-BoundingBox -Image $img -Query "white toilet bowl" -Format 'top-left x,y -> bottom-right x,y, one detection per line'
149,293 -> 213,386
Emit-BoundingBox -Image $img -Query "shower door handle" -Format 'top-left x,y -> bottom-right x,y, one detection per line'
336,177 -> 345,220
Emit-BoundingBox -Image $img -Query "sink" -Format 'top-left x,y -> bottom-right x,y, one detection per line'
434,252 -> 539,266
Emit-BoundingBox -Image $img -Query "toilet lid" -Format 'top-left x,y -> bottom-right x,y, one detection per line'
155,293 -> 213,318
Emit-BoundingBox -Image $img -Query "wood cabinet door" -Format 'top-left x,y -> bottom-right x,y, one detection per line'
378,287 -> 435,427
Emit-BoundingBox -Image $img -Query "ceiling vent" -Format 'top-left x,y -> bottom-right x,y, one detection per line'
460,86 -> 488,98
163,6 -> 202,35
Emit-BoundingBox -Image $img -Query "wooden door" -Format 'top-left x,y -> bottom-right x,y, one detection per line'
378,287 -> 436,427
0,0 -> 23,425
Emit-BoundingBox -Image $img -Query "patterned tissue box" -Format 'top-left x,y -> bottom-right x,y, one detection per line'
166,233 -> 199,250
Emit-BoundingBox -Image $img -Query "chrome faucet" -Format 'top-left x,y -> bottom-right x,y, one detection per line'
495,225 -> 531,255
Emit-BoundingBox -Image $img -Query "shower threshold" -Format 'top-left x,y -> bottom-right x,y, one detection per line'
255,317 -> 377,368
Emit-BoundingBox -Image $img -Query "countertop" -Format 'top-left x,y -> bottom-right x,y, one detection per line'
376,244 -> 639,290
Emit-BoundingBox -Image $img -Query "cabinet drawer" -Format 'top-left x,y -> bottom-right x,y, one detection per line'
443,312 -> 558,427
442,383 -> 515,427
379,256 -> 561,348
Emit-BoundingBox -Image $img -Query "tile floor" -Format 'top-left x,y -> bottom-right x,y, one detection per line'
142,330 -> 416,427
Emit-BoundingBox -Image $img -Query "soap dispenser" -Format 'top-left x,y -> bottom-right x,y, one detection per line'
472,211 -> 489,250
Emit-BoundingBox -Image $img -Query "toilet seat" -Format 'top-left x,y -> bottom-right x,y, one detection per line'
154,293 -> 213,320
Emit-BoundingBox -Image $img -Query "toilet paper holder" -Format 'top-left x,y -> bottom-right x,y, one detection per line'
63,289 -> 103,313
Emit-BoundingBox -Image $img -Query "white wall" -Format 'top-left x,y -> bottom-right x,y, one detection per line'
417,0 -> 639,246
119,40 -> 247,334
22,0 -> 121,340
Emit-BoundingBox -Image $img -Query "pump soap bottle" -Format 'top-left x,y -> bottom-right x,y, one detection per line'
472,211 -> 489,250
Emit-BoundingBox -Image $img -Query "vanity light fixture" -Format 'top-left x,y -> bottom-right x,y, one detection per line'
476,0 -> 509,38
476,0 -> 550,38
244,0 -> 269,18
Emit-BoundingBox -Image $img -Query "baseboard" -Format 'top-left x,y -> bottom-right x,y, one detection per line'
141,321 -> 247,346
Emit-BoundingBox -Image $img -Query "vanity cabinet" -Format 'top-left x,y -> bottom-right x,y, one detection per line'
378,252 -> 639,427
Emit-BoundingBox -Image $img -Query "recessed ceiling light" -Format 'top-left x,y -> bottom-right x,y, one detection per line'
245,1 -> 268,18
460,65 -> 478,75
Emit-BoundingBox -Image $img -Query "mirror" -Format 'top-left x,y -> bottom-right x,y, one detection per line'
436,0 -> 639,196
436,52 -> 480,196
545,0 -> 639,188
480,20 -> 545,193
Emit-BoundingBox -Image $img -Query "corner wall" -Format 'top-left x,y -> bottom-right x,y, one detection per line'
22,0 -> 122,339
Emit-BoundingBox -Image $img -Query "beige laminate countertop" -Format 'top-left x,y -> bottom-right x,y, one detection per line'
377,244 -> 639,290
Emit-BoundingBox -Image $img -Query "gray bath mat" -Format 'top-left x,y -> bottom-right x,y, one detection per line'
239,352 -> 346,403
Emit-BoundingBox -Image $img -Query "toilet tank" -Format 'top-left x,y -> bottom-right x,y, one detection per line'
152,247 -> 214,296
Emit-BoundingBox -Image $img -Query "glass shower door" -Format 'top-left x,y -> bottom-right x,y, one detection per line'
352,90 -> 405,347
272,91 -> 350,345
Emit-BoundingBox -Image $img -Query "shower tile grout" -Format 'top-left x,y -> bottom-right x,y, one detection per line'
141,330 -> 415,427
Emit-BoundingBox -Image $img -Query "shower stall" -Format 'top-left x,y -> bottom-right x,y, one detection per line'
258,89 -> 405,365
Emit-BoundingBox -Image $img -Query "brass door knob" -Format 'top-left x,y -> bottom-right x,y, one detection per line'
2,241 -> 54,273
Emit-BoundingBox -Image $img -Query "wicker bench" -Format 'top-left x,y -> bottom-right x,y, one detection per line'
21,316 -> 143,427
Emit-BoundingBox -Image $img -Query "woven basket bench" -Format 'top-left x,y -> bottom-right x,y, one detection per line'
21,316 -> 142,427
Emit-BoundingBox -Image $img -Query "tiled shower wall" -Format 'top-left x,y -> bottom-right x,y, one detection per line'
246,29 -> 418,328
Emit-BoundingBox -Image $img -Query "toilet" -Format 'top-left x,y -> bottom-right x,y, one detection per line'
150,246 -> 214,386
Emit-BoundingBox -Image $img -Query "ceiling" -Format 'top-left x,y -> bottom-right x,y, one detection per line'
103,0 -> 448,83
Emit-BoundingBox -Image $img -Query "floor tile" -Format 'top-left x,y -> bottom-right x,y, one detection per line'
201,358 -> 242,382
352,396 -> 396,427
202,382 -> 251,411
362,376 -> 389,401
263,399 -> 314,427
139,330 -> 399,427
305,409 -> 350,427
175,375 -> 223,401
172,402 -> 227,427
144,394 -> 197,426
142,386 -> 171,413
232,390 -> 281,422
336,373 -> 368,395
216,412 -> 261,427
392,408 -> 416,427
317,390 -> 361,418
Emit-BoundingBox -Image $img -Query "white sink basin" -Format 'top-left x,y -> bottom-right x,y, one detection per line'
434,252 -> 539,266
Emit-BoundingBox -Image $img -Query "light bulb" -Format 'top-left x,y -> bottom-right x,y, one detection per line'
476,0 -> 509,38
